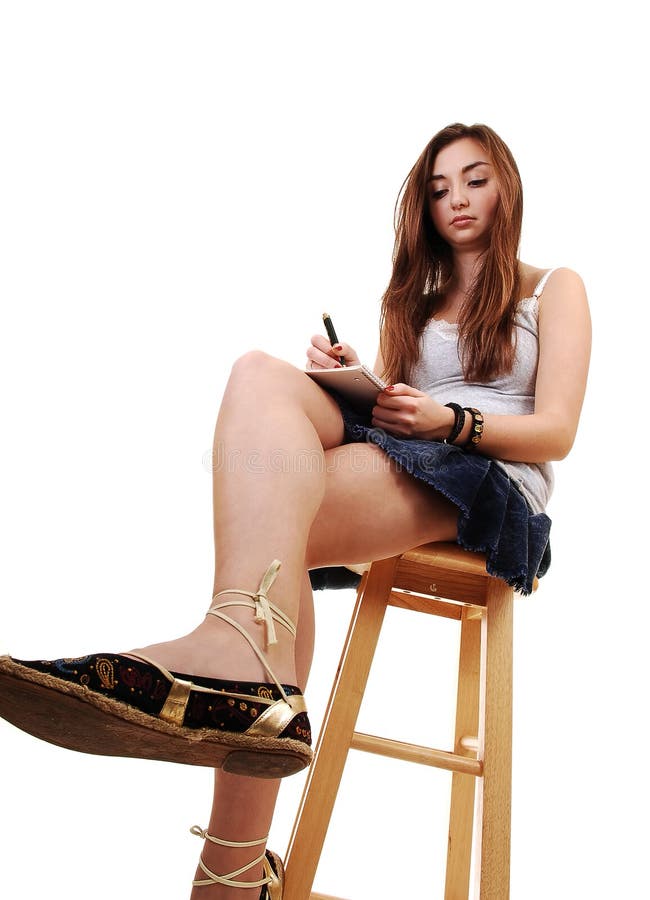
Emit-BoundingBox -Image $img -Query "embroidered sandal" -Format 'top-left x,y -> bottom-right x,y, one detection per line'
190,826 -> 284,898
0,560 -> 312,778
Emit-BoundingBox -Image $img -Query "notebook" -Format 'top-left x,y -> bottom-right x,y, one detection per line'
305,364 -> 388,410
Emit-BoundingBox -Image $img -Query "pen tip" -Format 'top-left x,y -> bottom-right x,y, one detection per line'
322,312 -> 329,319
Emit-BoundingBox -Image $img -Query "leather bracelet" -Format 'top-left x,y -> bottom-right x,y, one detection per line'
443,403 -> 465,444
462,407 -> 484,452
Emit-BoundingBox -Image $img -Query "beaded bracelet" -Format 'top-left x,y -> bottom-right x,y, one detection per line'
462,406 -> 485,452
443,403 -> 465,444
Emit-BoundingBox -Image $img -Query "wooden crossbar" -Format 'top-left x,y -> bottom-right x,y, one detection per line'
350,731 -> 483,776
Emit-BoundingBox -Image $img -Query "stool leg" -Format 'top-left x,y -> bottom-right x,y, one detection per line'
283,556 -> 400,900
445,606 -> 481,900
477,579 -> 513,899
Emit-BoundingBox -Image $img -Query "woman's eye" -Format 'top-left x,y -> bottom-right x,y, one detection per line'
468,178 -> 488,187
431,189 -> 447,200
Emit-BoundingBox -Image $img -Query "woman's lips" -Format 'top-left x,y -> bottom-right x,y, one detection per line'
451,216 -> 475,227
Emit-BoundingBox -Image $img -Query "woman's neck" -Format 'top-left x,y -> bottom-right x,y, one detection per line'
450,249 -> 483,294
437,250 -> 483,319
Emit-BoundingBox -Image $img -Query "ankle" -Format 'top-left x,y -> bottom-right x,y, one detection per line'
193,615 -> 297,686
191,862 -> 265,899
190,827 -> 268,898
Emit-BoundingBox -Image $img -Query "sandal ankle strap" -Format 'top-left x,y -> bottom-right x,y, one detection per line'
126,560 -> 303,728
190,825 -> 271,889
207,559 -> 295,703
210,559 -> 295,647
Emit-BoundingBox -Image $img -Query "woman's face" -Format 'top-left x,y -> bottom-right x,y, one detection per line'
427,137 -> 500,252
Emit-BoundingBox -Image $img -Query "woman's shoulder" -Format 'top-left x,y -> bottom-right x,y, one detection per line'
519,264 -> 585,302
519,267 -> 589,347
519,264 -> 547,299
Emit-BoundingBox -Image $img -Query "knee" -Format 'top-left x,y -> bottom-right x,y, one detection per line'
228,350 -> 283,385
230,349 -> 275,375
229,350 -> 301,393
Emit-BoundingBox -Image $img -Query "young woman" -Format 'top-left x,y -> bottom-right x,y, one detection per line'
0,123 -> 591,898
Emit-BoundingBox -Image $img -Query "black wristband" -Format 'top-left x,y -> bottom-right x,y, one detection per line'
462,407 -> 485,452
443,403 -> 465,444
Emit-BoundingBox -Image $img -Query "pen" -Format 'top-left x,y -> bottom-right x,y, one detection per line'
322,313 -> 346,366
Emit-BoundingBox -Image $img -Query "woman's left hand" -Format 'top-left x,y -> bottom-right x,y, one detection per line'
371,383 -> 454,440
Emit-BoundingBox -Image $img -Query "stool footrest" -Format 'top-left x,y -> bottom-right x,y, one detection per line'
350,731 -> 483,776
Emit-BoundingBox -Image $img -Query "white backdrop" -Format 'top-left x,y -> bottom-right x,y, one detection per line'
0,2 -> 647,898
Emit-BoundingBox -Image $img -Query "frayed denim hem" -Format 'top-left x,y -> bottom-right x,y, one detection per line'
334,397 -> 551,597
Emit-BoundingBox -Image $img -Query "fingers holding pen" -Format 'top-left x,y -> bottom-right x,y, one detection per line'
306,335 -> 360,369
306,334 -> 341,369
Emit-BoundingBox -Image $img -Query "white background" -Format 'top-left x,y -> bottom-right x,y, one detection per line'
0,2 -> 647,898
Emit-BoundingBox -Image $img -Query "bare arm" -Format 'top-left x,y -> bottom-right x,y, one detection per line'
461,268 -> 591,461
372,269 -> 592,463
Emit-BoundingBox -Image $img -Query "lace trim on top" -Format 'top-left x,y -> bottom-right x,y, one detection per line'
427,269 -> 556,338
428,318 -> 458,340
428,295 -> 538,341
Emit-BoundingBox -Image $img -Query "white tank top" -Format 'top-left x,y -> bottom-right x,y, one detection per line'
410,269 -> 556,513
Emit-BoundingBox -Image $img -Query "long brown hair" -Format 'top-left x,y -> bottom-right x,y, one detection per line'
379,123 -> 523,384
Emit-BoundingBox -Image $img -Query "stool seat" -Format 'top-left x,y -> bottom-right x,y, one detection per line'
394,540 -> 501,606
284,542 -> 528,899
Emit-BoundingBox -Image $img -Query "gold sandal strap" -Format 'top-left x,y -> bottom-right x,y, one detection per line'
123,653 -> 177,686
245,692 -> 307,737
205,559 -> 297,703
123,648 -> 294,727
126,560 -> 300,723
124,653 -> 278,706
190,826 -> 268,848
212,558 -> 281,605
211,559 -> 291,647
207,608 -> 290,703
194,854 -> 269,888
212,597 -> 296,647
190,826 -> 271,889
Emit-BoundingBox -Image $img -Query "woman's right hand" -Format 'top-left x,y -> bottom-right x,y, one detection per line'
305,335 -> 361,370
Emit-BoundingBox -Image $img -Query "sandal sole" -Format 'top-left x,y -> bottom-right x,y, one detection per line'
0,664 -> 311,778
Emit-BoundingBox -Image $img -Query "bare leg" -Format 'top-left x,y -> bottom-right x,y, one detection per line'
132,351 -> 345,686
127,352 -> 341,896
190,573 -> 315,899
186,444 -> 457,898
129,352 -> 457,897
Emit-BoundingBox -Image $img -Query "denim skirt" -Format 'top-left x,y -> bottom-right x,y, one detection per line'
313,395 -> 551,596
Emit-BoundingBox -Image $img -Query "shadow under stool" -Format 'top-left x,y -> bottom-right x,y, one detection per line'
284,541 -> 531,900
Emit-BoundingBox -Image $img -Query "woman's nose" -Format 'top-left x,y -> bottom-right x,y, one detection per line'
450,189 -> 468,210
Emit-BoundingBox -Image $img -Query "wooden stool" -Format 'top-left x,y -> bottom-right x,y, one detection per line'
283,541 -> 526,900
